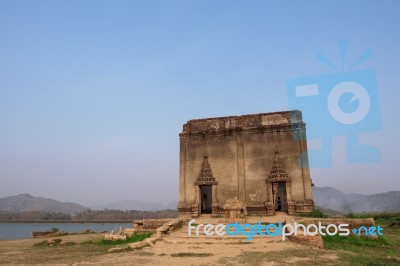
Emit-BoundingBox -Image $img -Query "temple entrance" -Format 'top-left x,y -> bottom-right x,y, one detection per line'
274,182 -> 287,212
200,185 -> 212,214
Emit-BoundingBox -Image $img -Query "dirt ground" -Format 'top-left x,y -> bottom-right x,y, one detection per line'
76,213 -> 336,266
0,213 -> 398,266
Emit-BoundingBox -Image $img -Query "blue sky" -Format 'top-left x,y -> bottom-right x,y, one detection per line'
0,1 -> 399,206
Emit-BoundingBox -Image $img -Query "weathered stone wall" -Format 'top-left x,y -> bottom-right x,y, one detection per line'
178,111 -> 314,216
133,218 -> 174,232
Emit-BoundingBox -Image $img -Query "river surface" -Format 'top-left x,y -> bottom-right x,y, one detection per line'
0,222 -> 132,240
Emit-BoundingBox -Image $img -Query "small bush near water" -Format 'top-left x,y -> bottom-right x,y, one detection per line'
33,238 -> 76,247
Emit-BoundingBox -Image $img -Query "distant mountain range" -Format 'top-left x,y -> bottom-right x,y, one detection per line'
0,194 -> 177,214
1,187 -> 399,214
0,194 -> 87,215
91,199 -> 177,211
313,187 -> 400,213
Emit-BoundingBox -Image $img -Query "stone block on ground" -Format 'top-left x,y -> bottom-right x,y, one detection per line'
108,246 -> 131,253
104,234 -> 127,241
285,216 -> 323,249
123,228 -> 137,237
128,241 -> 150,250
288,233 -> 324,249
223,196 -> 247,224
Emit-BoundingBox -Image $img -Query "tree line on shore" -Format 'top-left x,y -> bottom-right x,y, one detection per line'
0,209 -> 179,222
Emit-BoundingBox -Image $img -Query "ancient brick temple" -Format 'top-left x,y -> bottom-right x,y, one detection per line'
177,110 -> 315,217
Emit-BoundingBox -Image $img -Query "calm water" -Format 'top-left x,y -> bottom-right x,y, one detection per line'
0,223 -> 132,240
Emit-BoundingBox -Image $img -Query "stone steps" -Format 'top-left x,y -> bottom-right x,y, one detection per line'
172,231 -> 280,239
158,216 -> 288,246
167,233 -> 280,240
162,225 -> 282,245
178,226 -> 280,237
163,235 -> 281,245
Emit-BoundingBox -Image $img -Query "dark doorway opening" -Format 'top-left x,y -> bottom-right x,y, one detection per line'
275,183 -> 287,212
200,185 -> 212,214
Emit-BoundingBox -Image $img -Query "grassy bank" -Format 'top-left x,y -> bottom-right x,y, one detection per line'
320,212 -> 400,265
322,233 -> 400,265
0,232 -> 153,265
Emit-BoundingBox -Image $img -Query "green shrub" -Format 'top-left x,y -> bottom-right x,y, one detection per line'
33,238 -> 64,247
34,240 -> 50,247
373,212 -> 400,225
298,208 -> 327,218
97,232 -> 152,246
52,238 -> 62,244
344,212 -> 371,219
80,240 -> 95,245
